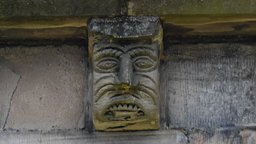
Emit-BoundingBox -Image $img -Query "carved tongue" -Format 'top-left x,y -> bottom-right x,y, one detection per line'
113,111 -> 137,121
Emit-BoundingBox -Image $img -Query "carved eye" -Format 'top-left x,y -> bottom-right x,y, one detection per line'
95,58 -> 118,72
134,57 -> 157,72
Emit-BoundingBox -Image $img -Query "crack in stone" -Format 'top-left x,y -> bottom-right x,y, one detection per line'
3,76 -> 21,130
76,107 -> 85,129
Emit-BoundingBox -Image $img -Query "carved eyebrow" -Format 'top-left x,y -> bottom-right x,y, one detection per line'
128,48 -> 158,60
94,44 -> 124,53
94,49 -> 123,61
126,45 -> 156,52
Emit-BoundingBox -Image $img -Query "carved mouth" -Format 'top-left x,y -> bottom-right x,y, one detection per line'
104,103 -> 145,121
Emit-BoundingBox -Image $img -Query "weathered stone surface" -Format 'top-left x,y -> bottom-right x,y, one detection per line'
89,16 -> 162,38
0,45 -> 86,130
189,129 -> 242,144
128,0 -> 256,15
89,17 -> 162,131
189,129 -> 256,144
0,130 -> 188,144
1,0 -> 256,17
161,43 -> 256,129
0,61 -> 20,129
240,130 -> 256,144
0,0 -> 120,18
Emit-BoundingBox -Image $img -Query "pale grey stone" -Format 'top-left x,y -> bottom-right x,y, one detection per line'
0,62 -> 20,129
189,129 -> 242,144
161,43 -> 256,129
240,130 -> 256,144
0,45 -> 86,130
0,130 -> 188,144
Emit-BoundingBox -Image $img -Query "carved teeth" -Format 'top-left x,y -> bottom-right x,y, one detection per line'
113,105 -> 118,109
128,104 -> 133,109
109,104 -> 140,111
118,104 -> 122,109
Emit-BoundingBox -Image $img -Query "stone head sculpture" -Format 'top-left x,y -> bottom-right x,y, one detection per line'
89,17 -> 162,131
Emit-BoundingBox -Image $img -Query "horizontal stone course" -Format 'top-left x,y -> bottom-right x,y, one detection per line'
128,0 -> 256,15
0,130 -> 188,144
1,0 -> 256,18
0,0 -> 120,18
1,129 -> 256,143
2,43 -> 256,131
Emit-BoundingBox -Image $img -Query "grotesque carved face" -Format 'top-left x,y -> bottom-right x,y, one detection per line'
89,16 -> 162,131
92,42 -> 160,131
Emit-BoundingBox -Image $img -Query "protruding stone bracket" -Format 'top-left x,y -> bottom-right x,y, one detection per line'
88,16 -> 163,131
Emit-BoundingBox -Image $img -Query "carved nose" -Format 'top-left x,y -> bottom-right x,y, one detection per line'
118,54 -> 133,84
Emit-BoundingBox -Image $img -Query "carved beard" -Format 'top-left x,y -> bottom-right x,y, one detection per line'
94,83 -> 157,121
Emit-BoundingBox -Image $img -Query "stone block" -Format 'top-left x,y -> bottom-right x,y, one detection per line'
0,45 -> 86,130
240,130 -> 256,144
0,61 -> 20,129
89,16 -> 163,131
161,43 -> 256,129
189,129 -> 242,144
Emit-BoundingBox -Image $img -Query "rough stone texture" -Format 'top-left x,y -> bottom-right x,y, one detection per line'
161,43 -> 256,129
128,0 -> 256,15
189,129 -> 256,144
0,62 -> 20,129
0,0 -> 120,18
240,130 -> 256,144
1,0 -> 256,18
0,130 -> 187,144
0,45 -> 86,130
89,16 -> 162,38
189,129 -> 242,144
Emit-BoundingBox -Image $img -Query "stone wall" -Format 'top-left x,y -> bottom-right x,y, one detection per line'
1,0 -> 256,143
161,43 -> 256,130
1,42 -> 256,143
1,0 -> 256,18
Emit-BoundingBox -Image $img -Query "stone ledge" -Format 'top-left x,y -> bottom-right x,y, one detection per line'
0,130 -> 187,144
1,129 -> 256,144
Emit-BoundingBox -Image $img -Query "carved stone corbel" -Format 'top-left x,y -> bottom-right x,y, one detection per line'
89,16 -> 162,131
